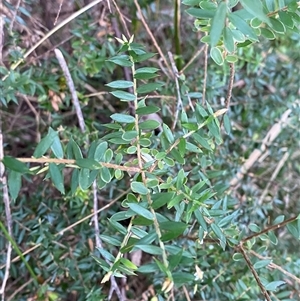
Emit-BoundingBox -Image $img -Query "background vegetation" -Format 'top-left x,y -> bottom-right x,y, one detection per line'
0,0 -> 299,300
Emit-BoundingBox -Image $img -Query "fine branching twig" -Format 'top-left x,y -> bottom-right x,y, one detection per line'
54,49 -> 86,133
240,215 -> 298,244
168,51 -> 183,131
202,40 -> 208,106
238,243 -> 271,301
221,62 -> 235,126
133,0 -> 173,77
180,45 -> 205,75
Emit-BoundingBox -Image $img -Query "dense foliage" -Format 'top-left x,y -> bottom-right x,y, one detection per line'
0,1 -> 299,300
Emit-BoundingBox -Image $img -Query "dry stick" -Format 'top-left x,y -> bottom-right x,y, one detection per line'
2,0 -> 104,80
17,157 -> 140,173
238,244 -> 271,301
0,13 -> 4,65
229,109 -> 292,188
240,215 -> 298,244
258,151 -> 289,204
133,0 -> 173,78
180,44 -> 205,75
250,250 -> 300,285
0,16 -> 12,299
8,0 -> 21,33
54,49 -> 86,133
221,63 -> 235,126
53,0 -> 64,26
0,189 -> 129,270
202,41 -> 208,106
168,51 -> 183,131
84,83 -> 115,112
111,0 -> 130,38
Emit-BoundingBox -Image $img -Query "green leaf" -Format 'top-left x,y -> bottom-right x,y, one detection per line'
135,67 -> 159,74
278,11 -> 294,29
162,123 -> 174,143
139,120 -> 161,130
111,113 -> 135,123
33,128 -> 57,158
79,168 -> 92,190
122,131 -> 138,141
186,8 -> 215,19
49,163 -> 65,194
76,158 -> 102,170
210,47 -> 224,65
264,281 -> 285,291
131,181 -> 149,195
132,52 -> 157,62
136,106 -> 160,115
134,73 -> 158,80
105,80 -> 134,89
229,13 -> 258,41
71,138 -> 83,159
248,223 -> 261,233
160,221 -> 187,241
107,55 -> 133,67
100,166 -> 112,183
110,90 -> 136,101
253,259 -> 272,269
94,141 -> 108,161
127,203 -> 153,220
2,156 -> 29,173
8,171 -> 22,201
240,0 -> 271,26
51,135 -> 64,159
137,83 -> 163,94
223,114 -> 231,134
135,244 -> 162,255
269,17 -> 285,34
210,2 -> 227,47
176,169 -> 186,190
103,149 -> 113,163
225,54 -> 238,63
223,27 -> 235,53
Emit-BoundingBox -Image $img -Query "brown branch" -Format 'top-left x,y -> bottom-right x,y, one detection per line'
238,243 -> 271,301
133,0 -> 173,77
16,157 -> 140,173
240,215 -> 298,244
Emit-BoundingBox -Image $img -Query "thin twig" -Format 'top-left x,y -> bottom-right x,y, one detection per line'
133,0 -> 173,77
8,0 -> 21,33
54,49 -> 86,132
180,45 -> 205,74
258,151 -> 289,204
221,63 -> 235,126
168,51 -> 183,131
0,105 -> 13,301
111,0 -> 130,38
16,157 -> 140,173
202,41 -> 208,106
54,0 -> 64,26
238,244 -> 271,301
240,215 -> 298,244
